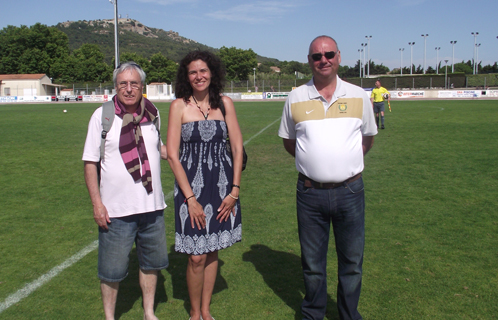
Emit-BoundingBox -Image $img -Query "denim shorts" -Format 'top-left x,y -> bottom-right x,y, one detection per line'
98,210 -> 168,282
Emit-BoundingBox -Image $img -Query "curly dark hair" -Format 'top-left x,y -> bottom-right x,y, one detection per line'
175,51 -> 226,111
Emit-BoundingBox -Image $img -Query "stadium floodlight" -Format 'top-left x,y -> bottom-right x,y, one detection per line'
365,36 -> 372,77
421,34 -> 429,74
109,0 -> 119,69
399,48 -> 404,76
408,42 -> 415,75
435,47 -> 441,74
471,32 -> 479,74
450,41 -> 457,73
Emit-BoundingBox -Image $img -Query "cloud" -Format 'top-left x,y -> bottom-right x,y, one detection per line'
206,1 -> 302,23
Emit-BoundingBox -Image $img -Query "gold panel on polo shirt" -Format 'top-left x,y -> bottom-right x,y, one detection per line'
291,98 -> 363,124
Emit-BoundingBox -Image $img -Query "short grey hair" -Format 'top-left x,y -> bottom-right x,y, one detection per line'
113,61 -> 146,87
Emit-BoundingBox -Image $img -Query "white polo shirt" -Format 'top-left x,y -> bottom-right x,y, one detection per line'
278,77 -> 377,183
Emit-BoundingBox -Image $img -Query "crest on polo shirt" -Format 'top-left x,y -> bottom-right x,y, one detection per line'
326,98 -> 363,119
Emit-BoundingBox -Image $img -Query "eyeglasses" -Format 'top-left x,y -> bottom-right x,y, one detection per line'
310,51 -> 337,62
118,81 -> 142,90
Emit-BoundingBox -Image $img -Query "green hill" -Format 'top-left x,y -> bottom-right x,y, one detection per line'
55,18 -> 278,65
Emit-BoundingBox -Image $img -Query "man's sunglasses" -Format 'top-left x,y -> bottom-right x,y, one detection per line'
310,51 -> 337,61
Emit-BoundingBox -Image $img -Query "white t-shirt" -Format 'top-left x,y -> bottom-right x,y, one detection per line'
82,106 -> 166,218
278,77 -> 377,183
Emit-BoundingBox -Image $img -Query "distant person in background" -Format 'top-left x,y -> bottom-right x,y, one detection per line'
167,51 -> 244,320
82,62 -> 168,320
279,35 -> 377,320
370,80 -> 390,129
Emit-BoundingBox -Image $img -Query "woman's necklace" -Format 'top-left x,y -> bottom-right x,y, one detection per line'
192,96 -> 210,120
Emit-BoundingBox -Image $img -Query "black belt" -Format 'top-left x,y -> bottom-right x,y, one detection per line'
298,172 -> 362,189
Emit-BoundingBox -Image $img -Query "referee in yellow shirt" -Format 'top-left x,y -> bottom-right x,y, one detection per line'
370,80 -> 390,129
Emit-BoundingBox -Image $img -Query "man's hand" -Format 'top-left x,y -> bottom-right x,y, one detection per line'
93,202 -> 111,230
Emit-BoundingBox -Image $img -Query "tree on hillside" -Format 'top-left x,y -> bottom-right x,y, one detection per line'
118,52 -> 152,81
481,62 -> 498,74
0,23 -> 70,78
219,46 -> 257,80
148,53 -> 177,84
344,61 -> 390,78
51,44 -> 111,82
426,66 -> 436,74
453,62 -> 473,74
279,60 -> 311,75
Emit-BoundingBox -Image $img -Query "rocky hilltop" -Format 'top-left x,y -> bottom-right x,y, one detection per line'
56,19 -> 210,63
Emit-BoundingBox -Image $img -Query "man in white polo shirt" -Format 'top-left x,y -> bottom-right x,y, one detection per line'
278,35 -> 377,320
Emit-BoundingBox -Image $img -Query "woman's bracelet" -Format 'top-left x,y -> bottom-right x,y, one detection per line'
228,193 -> 239,200
232,184 -> 240,189
184,195 -> 195,203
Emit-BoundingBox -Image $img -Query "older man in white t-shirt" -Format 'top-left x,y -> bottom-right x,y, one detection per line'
83,62 -> 167,320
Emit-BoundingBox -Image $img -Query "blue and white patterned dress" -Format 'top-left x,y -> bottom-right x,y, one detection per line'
174,120 -> 242,255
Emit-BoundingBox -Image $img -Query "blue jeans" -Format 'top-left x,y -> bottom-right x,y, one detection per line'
98,210 -> 168,282
296,177 -> 365,320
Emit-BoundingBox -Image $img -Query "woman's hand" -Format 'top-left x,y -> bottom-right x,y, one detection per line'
187,198 -> 207,230
216,193 -> 238,222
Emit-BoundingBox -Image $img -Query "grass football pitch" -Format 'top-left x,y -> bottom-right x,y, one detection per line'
0,99 -> 497,319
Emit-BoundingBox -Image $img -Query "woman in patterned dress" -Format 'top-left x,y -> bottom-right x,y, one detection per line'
166,51 -> 244,320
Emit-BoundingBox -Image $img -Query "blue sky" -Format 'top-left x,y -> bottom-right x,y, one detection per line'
1,0 -> 497,70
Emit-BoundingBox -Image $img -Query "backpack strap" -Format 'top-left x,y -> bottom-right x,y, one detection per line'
100,100 -> 115,161
153,116 -> 161,151
100,100 -> 162,161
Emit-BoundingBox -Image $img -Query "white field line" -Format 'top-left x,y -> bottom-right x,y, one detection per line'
0,240 -> 99,313
0,116 -> 282,314
243,117 -> 281,146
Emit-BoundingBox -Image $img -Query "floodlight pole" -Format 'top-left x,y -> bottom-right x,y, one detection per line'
421,34 -> 429,74
253,68 -> 256,91
408,42 -> 415,75
399,48 -> 404,76
358,49 -> 363,78
444,60 -> 449,89
450,41 -> 457,73
435,47 -> 440,74
471,32 -> 479,74
110,0 -> 119,68
475,43 -> 481,75
365,35 -> 372,77
361,43 -> 367,78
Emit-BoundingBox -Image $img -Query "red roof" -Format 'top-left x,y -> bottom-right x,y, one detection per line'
0,74 -> 47,80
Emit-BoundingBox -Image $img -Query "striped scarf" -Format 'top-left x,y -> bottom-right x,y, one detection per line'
114,96 -> 158,194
